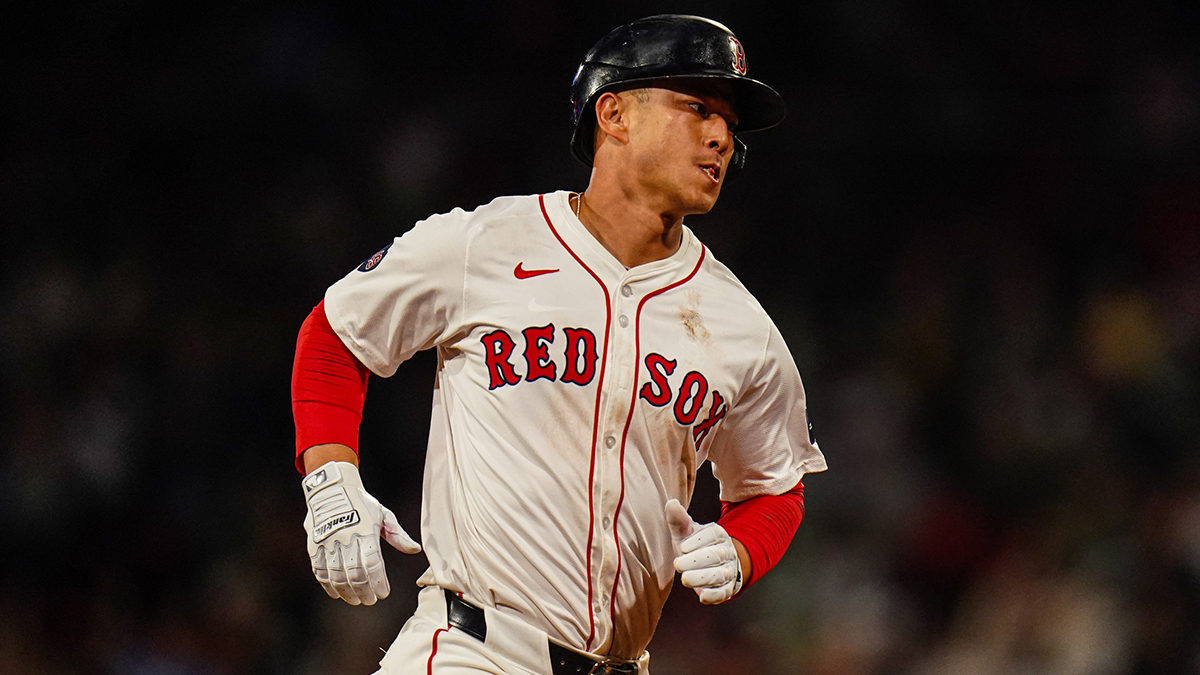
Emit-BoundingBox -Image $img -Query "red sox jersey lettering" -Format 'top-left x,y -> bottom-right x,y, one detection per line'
482,329 -> 729,446
322,191 -> 826,660
482,325 -> 601,389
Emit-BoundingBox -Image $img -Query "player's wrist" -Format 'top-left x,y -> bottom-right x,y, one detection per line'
730,536 -> 750,595
302,444 -> 359,475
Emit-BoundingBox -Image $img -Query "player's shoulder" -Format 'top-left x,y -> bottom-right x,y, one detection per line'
693,248 -> 797,366
418,193 -> 548,236
693,242 -> 773,324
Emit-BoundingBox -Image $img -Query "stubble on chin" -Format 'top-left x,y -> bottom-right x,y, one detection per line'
626,149 -> 722,217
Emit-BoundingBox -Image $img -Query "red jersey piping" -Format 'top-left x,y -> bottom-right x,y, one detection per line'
608,245 -> 707,640
538,194 -> 611,650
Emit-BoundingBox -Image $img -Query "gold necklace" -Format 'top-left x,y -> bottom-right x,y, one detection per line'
574,192 -> 583,219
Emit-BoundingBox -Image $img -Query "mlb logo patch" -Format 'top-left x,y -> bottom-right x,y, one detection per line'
358,243 -> 392,272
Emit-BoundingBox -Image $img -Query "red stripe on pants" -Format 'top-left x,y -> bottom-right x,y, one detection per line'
427,627 -> 447,674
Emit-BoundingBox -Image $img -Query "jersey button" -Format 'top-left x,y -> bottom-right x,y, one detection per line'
604,436 -> 616,448
602,516 -> 611,528
621,285 -> 632,297
618,315 -> 628,327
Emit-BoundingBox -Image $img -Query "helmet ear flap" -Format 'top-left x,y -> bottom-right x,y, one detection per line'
725,137 -> 747,181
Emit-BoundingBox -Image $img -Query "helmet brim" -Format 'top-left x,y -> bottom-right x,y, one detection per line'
570,73 -> 786,166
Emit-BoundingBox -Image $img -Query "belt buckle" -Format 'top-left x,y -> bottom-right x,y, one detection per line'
589,660 -> 634,675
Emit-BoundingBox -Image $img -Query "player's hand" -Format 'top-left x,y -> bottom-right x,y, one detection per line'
301,461 -> 421,606
665,499 -> 743,605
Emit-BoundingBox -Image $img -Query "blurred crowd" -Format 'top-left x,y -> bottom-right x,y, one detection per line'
3,1 -> 1198,674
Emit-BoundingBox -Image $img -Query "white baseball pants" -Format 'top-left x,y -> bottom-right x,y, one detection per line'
374,585 -> 650,674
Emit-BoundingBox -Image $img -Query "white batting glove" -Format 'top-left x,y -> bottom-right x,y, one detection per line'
302,461 -> 421,606
665,499 -> 743,605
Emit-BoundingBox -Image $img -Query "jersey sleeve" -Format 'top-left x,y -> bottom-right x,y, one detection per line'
707,321 -> 828,502
323,212 -> 470,377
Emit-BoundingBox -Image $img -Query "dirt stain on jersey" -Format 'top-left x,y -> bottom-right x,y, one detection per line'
678,291 -> 711,346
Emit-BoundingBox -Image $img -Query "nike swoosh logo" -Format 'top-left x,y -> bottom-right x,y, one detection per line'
514,263 -> 559,279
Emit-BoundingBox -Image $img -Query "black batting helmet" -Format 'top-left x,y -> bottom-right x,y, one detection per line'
569,15 -> 786,176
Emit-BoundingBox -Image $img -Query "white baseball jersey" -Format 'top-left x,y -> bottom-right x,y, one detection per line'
324,190 -> 827,659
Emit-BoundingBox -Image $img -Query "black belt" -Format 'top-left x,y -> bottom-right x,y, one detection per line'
443,589 -> 638,675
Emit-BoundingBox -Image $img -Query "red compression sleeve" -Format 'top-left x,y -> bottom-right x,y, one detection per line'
291,300 -> 371,474
718,481 -> 805,593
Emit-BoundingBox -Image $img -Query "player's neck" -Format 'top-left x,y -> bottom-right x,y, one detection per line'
573,185 -> 684,269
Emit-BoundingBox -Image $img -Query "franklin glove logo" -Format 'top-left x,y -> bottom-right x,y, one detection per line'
313,510 -> 361,543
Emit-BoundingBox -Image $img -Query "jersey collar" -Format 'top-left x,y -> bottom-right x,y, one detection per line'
544,190 -> 704,285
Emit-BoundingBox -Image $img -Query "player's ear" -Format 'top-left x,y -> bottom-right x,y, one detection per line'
593,91 -> 632,148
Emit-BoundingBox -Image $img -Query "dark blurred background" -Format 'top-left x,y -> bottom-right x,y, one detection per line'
4,1 -> 1200,673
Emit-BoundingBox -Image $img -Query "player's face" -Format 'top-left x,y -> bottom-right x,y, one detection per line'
625,81 -> 739,216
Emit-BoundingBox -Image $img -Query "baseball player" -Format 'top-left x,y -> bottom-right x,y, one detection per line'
291,15 -> 827,675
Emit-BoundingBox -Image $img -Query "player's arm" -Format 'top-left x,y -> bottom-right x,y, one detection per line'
670,320 -> 825,604
295,212 -> 470,604
292,301 -> 421,606
292,299 -> 371,473
718,481 -> 805,591
664,483 -> 802,604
